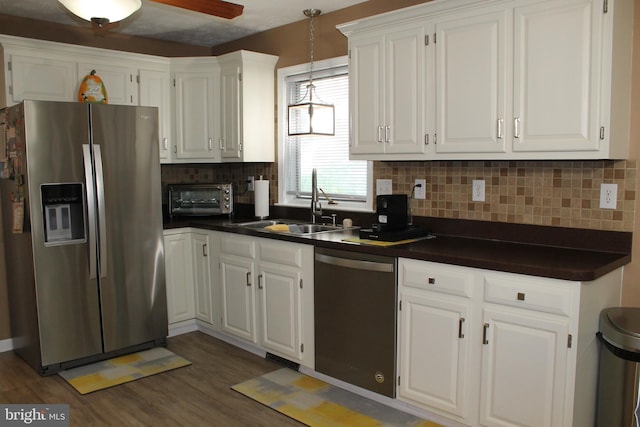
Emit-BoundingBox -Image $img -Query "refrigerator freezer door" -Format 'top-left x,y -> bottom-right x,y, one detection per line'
90,104 -> 167,352
21,101 -> 103,367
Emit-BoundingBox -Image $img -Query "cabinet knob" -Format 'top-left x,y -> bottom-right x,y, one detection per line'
517,292 -> 525,301
428,277 -> 436,285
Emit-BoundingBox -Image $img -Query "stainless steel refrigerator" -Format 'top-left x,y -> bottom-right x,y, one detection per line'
0,100 -> 167,375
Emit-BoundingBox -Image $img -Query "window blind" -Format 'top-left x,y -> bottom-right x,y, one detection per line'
284,66 -> 367,202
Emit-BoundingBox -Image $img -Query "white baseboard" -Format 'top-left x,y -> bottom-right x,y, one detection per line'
0,337 -> 14,353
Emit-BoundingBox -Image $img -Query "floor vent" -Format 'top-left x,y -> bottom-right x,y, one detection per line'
265,353 -> 300,371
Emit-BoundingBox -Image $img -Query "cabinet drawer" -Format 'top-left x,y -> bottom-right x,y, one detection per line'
484,273 -> 574,316
220,235 -> 256,258
258,240 -> 304,268
399,258 -> 474,298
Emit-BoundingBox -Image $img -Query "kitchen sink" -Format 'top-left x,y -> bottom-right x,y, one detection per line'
231,219 -> 345,235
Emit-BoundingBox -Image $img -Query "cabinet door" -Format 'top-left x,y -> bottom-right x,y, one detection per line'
435,8 -> 507,154
173,72 -> 218,161
349,35 -> 385,155
219,64 -> 241,160
398,290 -> 470,419
9,54 -> 76,103
192,232 -> 214,324
164,233 -> 195,324
480,307 -> 570,427
78,63 -> 135,105
257,263 -> 302,360
511,0 -> 600,153
219,253 -> 257,343
385,25 -> 425,155
139,68 -> 171,162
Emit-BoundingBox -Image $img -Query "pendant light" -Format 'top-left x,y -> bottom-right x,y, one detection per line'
59,0 -> 141,25
287,9 -> 335,136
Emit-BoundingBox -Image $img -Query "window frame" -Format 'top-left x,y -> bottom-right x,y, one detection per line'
276,56 -> 373,212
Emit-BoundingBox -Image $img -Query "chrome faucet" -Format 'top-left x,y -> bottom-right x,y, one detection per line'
311,168 -> 322,223
311,168 -> 338,225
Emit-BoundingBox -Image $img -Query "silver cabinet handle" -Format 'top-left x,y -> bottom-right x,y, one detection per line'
385,125 -> 390,143
173,145 -> 177,154
483,323 -> 490,344
497,118 -> 503,139
246,271 -> 251,286
377,125 -> 383,143
162,137 -> 168,151
258,274 -> 263,289
219,137 -> 224,150
202,243 -> 207,257
458,318 -> 465,339
208,137 -> 213,151
514,117 -> 521,139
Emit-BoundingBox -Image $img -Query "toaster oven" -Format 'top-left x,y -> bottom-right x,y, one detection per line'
168,183 -> 233,217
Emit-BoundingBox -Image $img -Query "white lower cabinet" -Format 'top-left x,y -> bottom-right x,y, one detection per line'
163,228 -> 217,331
163,229 -> 195,325
218,233 -> 314,366
192,231 -> 216,325
397,257 -> 622,427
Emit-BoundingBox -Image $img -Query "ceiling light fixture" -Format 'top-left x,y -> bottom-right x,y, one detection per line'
287,8 -> 335,137
58,0 -> 141,26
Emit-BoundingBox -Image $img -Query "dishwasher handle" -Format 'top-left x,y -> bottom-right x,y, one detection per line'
315,253 -> 394,273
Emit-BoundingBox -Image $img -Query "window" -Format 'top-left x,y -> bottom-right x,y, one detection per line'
277,57 -> 372,211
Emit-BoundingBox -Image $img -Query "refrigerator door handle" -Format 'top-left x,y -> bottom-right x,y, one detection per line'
94,144 -> 108,278
83,144 -> 98,279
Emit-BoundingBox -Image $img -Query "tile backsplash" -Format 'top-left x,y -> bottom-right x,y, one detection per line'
162,159 -> 636,232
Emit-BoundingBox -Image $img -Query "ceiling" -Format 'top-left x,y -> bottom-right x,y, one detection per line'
0,0 -> 368,47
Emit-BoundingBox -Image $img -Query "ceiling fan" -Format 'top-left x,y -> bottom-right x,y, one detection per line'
59,0 -> 244,31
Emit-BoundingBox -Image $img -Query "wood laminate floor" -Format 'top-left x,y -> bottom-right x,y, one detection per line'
0,332 -> 303,426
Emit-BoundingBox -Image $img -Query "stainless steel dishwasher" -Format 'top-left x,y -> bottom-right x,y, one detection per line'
314,246 -> 397,398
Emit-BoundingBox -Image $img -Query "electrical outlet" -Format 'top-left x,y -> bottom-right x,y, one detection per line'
247,176 -> 255,192
376,179 -> 393,195
600,183 -> 618,209
414,179 -> 426,199
472,180 -> 485,202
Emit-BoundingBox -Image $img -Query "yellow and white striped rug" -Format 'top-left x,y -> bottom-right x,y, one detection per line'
232,368 -> 442,427
58,347 -> 191,394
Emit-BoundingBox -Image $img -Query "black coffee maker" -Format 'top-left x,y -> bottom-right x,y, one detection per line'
372,194 -> 409,232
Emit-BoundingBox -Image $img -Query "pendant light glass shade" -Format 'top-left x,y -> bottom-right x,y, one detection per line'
287,8 -> 335,137
58,0 -> 142,23
288,84 -> 335,136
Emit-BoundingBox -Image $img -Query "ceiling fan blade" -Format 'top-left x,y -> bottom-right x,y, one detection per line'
149,0 -> 244,19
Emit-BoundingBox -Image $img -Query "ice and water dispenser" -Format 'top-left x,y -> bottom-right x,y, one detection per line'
40,183 -> 86,245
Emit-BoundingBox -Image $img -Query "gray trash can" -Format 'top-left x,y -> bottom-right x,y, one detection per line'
596,307 -> 640,427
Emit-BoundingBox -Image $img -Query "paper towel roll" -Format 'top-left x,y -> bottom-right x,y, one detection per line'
254,179 -> 269,219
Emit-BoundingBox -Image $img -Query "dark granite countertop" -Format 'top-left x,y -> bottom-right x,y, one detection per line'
164,215 -> 631,282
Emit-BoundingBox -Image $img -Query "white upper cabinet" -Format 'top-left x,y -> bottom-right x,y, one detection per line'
347,24 -> 427,159
170,57 -> 220,163
433,6 -> 508,155
217,50 -> 278,162
5,54 -> 77,104
338,0 -> 633,160
77,62 -> 136,105
139,68 -> 172,162
511,0 -> 600,155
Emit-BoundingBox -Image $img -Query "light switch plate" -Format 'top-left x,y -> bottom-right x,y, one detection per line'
247,176 -> 255,192
600,183 -> 617,209
376,179 -> 392,195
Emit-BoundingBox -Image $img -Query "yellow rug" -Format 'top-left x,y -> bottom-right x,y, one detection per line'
232,368 -> 442,427
58,347 -> 191,394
